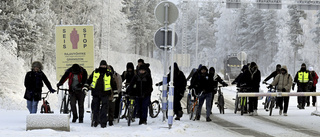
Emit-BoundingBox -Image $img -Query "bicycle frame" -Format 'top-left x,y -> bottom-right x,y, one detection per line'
189,91 -> 203,121
40,91 -> 53,113
127,97 -> 135,126
58,88 -> 71,115
216,86 -> 225,114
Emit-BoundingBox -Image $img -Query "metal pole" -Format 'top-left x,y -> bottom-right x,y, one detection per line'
162,3 -> 169,122
195,1 -> 199,66
168,23 -> 175,129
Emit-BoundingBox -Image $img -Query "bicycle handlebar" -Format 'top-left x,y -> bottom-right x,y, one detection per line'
41,91 -> 50,99
57,87 -> 69,94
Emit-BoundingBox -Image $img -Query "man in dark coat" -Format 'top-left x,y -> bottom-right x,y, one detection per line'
127,64 -> 153,125
191,66 -> 213,121
57,64 -> 88,123
239,62 -> 261,116
156,63 -> 187,120
208,67 -> 228,113
84,60 -> 117,128
24,61 -> 55,114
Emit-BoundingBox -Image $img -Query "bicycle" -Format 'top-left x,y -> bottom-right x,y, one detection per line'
118,86 -> 129,122
40,91 -> 54,113
215,86 -> 225,114
149,85 -> 166,118
186,88 -> 194,114
262,83 -> 277,116
127,96 -> 136,126
234,87 -> 250,115
189,91 -> 203,121
58,87 -> 71,116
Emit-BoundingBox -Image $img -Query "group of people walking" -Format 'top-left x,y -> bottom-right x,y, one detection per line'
23,59 -> 319,127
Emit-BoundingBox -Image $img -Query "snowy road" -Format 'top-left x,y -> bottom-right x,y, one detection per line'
181,85 -> 320,137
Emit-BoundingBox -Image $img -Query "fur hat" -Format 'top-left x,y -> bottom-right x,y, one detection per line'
32,61 -> 43,70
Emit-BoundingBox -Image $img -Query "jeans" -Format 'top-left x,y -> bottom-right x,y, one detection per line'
27,100 -> 39,114
197,92 -> 213,118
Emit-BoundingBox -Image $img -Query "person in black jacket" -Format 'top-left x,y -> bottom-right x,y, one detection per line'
239,62 -> 261,116
293,63 -> 313,109
208,67 -> 228,113
191,66 -> 212,122
156,63 -> 187,120
127,64 -> 153,125
24,61 -> 55,114
57,64 -> 88,123
84,60 -> 117,128
263,64 -> 281,83
121,62 -> 136,87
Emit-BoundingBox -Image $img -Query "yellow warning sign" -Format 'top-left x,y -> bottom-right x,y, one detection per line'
55,25 -> 94,80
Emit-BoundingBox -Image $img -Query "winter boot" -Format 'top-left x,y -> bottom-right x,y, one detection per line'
253,110 -> 258,116
195,115 -> 200,120
206,117 -> 212,122
279,110 -> 282,115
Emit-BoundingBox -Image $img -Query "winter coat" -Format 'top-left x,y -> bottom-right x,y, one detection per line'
239,64 -> 261,92
264,70 -> 280,82
121,63 -> 136,86
127,71 -> 153,98
86,67 -> 117,97
58,66 -> 88,92
191,66 -> 211,95
164,63 -> 187,97
24,70 -> 53,101
310,71 -> 318,87
109,72 -> 122,101
208,73 -> 225,94
270,66 -> 293,92
294,68 -> 313,86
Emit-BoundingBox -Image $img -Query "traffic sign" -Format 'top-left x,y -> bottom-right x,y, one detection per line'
154,27 -> 178,50
154,1 -> 179,25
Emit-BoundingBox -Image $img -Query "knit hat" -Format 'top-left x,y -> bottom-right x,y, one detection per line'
301,63 -> 306,67
139,64 -> 147,70
100,60 -> 107,66
71,64 -> 81,74
309,67 -> 314,71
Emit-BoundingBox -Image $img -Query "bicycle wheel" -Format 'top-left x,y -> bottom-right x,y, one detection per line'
234,95 -> 239,114
187,94 -> 191,114
240,97 -> 245,115
60,97 -> 66,114
189,105 -> 194,120
127,107 -> 132,126
269,98 -> 275,116
149,100 -> 160,118
193,105 -> 198,121
219,95 -> 225,114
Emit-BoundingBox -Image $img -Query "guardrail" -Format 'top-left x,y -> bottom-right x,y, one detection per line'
237,92 -> 320,97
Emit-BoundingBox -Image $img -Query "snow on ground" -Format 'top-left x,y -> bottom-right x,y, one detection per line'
1,82 -> 320,137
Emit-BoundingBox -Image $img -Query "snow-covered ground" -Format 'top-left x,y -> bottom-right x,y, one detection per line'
1,83 -> 320,137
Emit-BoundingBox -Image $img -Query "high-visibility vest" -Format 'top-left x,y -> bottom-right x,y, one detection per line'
298,71 -> 309,83
91,72 -> 112,91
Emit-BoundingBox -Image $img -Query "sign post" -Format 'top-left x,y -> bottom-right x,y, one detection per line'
154,1 -> 179,129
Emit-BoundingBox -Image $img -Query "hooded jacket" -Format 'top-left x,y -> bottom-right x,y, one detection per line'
239,62 -> 261,92
270,65 -> 293,92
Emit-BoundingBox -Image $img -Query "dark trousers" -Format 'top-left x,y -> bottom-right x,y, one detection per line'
114,94 -> 122,118
70,91 -> 85,120
306,86 -> 317,105
136,96 -> 151,121
197,92 -> 213,118
297,84 -> 308,108
174,94 -> 183,117
249,97 -> 258,112
108,100 -> 115,121
92,95 -> 109,125
277,97 -> 289,113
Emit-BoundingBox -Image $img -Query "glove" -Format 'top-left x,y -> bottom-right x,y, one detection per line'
282,88 -> 286,92
155,83 -> 160,86
113,90 -> 119,98
82,87 -> 88,92
292,83 -> 295,90
188,86 -> 192,89
231,81 -> 236,85
57,83 -> 62,88
222,83 -> 228,87
50,89 -> 56,93
84,83 -> 89,87
267,85 -> 272,89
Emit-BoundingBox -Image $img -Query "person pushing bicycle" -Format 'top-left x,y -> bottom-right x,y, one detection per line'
57,64 -> 88,123
268,65 -> 292,116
